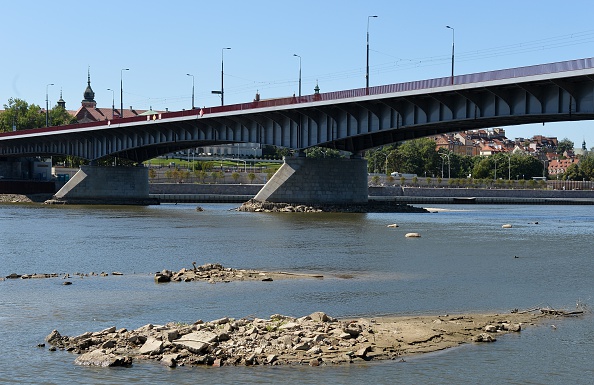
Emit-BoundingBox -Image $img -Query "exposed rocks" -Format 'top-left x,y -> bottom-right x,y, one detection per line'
45,310 -> 555,369
237,199 -> 429,213
405,233 -> 421,238
3,271 -> 115,281
154,263 -> 323,284
0,194 -> 53,203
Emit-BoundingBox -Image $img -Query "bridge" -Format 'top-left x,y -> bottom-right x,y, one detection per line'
2,57 -> 594,204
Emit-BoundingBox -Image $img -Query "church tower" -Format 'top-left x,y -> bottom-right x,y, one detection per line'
57,88 -> 66,109
81,67 -> 96,108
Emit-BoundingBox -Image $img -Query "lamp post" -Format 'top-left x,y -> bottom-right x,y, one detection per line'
366,15 -> 378,92
504,153 -> 511,180
446,25 -> 455,84
494,157 -> 497,180
45,83 -> 54,127
120,68 -> 129,118
212,48 -> 231,106
186,73 -> 195,109
440,152 -> 451,179
107,88 -> 115,119
293,54 -> 301,98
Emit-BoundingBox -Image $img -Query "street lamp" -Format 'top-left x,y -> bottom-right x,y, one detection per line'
504,153 -> 511,180
446,26 -> 455,84
212,47 -> 231,106
366,15 -> 378,92
120,68 -> 129,119
440,152 -> 451,179
107,88 -> 115,119
45,83 -> 54,127
293,54 -> 301,98
186,73 -> 195,109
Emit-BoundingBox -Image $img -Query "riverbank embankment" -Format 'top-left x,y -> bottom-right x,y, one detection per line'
148,184 -> 594,204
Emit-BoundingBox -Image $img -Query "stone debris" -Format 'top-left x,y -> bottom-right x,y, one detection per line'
44,310 -> 551,369
236,199 -> 429,213
154,263 -> 323,284
3,271 -> 114,281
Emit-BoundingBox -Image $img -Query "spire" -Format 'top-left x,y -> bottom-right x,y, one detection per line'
57,88 -> 66,109
82,66 -> 96,108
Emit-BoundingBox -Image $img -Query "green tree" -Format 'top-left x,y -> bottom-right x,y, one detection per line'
396,138 -> 439,176
231,172 -> 240,183
556,138 -> 574,156
247,172 -> 256,183
371,175 -> 380,185
365,145 -> 396,174
305,146 -> 343,159
472,157 -> 493,179
49,105 -> 77,126
0,98 -> 45,132
563,163 -> 583,180
578,153 -> 594,180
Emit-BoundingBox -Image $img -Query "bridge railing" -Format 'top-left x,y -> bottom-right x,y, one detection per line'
2,57 -> 593,139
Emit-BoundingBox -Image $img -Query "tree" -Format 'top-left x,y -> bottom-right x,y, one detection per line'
305,146 -> 343,159
231,172 -> 240,183
49,105 -> 77,126
0,98 -> 45,132
556,138 -> 574,156
396,138 -> 439,176
472,157 -> 493,179
365,145 -> 396,174
247,172 -> 256,183
578,153 -> 594,181
563,163 -> 583,180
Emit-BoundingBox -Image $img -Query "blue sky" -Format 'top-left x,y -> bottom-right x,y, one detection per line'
2,0 -> 594,149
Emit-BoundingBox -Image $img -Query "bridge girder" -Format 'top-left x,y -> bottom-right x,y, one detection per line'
3,60 -> 594,162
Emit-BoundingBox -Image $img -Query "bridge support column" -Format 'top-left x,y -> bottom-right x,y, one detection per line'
48,165 -> 158,205
254,157 -> 368,204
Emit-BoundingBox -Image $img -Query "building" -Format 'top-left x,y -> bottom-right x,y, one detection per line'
73,69 -> 155,123
548,158 -> 579,177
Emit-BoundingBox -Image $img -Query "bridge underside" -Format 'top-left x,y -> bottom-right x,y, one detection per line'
2,61 -> 594,163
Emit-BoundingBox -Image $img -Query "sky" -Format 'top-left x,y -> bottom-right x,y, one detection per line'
2,0 -> 594,149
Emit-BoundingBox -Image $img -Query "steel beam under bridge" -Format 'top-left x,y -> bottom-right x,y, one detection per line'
2,57 -> 594,163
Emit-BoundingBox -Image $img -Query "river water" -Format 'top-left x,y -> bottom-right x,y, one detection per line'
0,203 -> 592,384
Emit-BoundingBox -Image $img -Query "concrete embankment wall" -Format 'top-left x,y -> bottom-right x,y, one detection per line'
369,186 -> 594,204
149,183 -> 262,203
150,184 -> 594,204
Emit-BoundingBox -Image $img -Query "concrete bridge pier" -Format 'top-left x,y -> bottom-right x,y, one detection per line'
254,156 -> 368,204
48,165 -> 158,205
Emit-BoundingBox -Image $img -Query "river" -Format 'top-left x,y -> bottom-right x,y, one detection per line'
0,203 -> 592,384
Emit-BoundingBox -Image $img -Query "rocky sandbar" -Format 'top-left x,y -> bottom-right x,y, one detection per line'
44,308 -> 577,368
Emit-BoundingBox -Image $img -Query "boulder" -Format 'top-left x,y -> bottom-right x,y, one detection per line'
309,312 -> 333,322
138,337 -> 163,355
74,350 -> 132,367
45,330 -> 63,344
172,331 -> 217,354
472,333 -> 496,342
161,354 -> 178,368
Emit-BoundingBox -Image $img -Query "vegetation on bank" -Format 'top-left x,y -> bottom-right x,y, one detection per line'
365,138 -> 594,181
